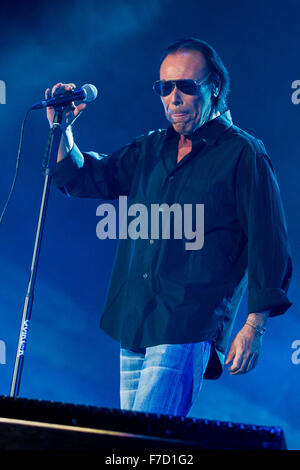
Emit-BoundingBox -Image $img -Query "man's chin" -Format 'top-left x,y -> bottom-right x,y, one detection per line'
172,122 -> 194,135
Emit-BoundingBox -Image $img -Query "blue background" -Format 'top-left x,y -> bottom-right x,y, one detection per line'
0,0 -> 299,449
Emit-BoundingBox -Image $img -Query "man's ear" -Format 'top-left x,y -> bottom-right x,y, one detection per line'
211,83 -> 219,98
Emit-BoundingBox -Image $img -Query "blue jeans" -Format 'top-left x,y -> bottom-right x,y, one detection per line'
120,341 -> 211,416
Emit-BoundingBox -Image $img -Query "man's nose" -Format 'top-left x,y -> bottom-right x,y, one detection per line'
170,85 -> 183,105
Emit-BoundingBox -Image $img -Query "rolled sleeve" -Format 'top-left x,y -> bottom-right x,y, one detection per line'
52,145 -> 84,195
235,145 -> 293,317
52,139 -> 140,200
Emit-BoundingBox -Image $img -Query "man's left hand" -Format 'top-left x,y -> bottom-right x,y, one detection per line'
225,324 -> 263,375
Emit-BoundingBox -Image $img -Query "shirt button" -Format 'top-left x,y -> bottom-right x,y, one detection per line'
149,239 -> 154,244
169,175 -> 174,181
142,273 -> 148,279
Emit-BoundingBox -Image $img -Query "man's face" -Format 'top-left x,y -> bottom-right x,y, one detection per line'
159,50 -> 212,135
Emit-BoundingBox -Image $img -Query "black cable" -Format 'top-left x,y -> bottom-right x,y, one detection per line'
0,108 -> 32,224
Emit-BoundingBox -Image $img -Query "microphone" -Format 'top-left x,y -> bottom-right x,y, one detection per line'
31,83 -> 98,110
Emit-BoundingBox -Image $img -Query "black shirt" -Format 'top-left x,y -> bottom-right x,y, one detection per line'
53,110 -> 292,379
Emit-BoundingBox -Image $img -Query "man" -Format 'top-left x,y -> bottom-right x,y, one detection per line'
48,38 -> 292,416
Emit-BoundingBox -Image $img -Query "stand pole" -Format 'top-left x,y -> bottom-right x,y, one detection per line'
10,109 -> 63,397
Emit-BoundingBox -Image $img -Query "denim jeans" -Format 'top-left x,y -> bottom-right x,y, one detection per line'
120,341 -> 211,416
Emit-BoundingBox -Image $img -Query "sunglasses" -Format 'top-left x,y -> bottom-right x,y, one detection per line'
153,75 -> 211,97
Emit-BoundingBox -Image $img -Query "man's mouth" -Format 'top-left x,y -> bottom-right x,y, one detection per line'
169,110 -> 188,115
170,112 -> 189,121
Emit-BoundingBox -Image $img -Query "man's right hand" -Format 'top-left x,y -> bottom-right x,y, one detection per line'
45,83 -> 87,162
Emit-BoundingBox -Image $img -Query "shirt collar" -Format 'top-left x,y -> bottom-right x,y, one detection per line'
166,109 -> 233,145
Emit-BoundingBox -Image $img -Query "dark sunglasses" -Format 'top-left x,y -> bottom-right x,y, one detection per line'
153,75 -> 210,97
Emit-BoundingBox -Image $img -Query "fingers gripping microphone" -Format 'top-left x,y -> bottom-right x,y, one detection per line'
31,84 -> 98,110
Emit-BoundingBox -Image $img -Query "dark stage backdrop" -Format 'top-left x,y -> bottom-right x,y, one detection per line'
0,0 -> 299,450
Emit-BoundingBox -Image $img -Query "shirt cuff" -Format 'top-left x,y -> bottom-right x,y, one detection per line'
248,288 -> 292,317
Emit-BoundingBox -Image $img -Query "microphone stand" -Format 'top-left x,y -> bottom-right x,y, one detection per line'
10,108 -> 63,398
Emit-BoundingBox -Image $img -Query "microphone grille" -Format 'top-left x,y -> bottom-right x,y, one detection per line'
82,84 -> 98,102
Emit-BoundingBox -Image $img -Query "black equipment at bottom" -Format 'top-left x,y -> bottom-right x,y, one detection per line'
0,395 -> 287,450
